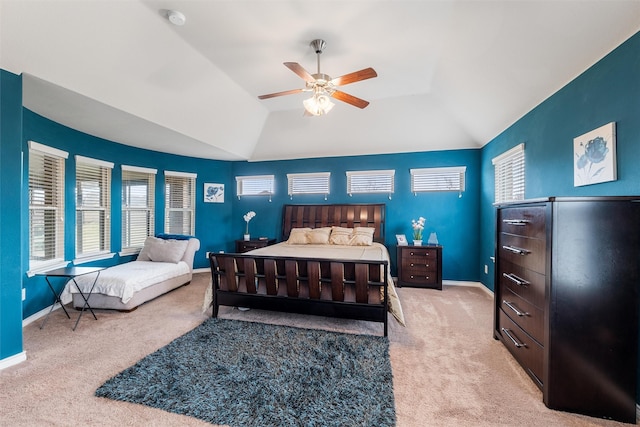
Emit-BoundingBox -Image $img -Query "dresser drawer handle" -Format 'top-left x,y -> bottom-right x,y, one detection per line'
503,273 -> 529,286
503,300 -> 528,317
501,328 -> 526,348
502,245 -> 529,255
502,219 -> 530,226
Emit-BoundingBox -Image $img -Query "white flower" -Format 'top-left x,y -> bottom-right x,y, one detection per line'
411,216 -> 426,239
243,211 -> 256,223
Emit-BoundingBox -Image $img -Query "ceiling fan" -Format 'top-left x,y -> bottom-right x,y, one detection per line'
258,39 -> 377,116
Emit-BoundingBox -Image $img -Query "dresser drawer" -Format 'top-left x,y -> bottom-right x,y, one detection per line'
500,287 -> 544,345
498,260 -> 545,309
498,309 -> 543,386
498,233 -> 546,274
499,206 -> 546,239
400,270 -> 437,285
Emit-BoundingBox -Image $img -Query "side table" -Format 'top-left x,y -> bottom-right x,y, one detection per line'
37,266 -> 104,330
235,238 -> 276,253
396,245 -> 443,289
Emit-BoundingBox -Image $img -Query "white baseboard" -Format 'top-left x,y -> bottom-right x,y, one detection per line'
193,267 -> 210,274
443,279 -> 494,297
0,351 -> 26,371
22,294 -> 72,327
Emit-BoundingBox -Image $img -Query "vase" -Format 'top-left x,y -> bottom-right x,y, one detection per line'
243,234 -> 250,241
413,240 -> 422,246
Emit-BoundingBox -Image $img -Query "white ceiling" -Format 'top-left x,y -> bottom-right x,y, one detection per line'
1,1 -> 639,162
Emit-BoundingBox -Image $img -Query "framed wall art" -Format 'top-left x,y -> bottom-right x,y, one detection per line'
204,183 -> 224,203
574,122 -> 616,187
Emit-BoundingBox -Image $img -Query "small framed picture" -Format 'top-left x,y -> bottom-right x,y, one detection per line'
204,183 -> 224,203
396,234 -> 408,246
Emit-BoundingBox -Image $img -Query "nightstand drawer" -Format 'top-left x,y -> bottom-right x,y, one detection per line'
235,239 -> 276,253
400,271 -> 437,285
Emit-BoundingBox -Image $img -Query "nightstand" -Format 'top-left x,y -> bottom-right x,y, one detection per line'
396,245 -> 442,289
235,238 -> 276,253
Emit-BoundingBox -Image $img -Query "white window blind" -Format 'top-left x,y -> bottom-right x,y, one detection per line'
492,143 -> 525,203
346,170 -> 395,197
75,155 -> 113,259
28,141 -> 68,271
236,175 -> 274,200
287,172 -> 330,198
164,171 -> 196,235
410,166 -> 466,195
122,165 -> 157,253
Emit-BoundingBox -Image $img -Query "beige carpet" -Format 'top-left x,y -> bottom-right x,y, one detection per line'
0,272 -> 635,426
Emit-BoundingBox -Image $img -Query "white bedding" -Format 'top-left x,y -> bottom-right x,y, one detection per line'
65,261 -> 190,303
205,242 -> 406,325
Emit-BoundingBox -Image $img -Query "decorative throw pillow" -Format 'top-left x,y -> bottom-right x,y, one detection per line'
307,227 -> 332,244
287,228 -> 312,244
350,227 -> 376,246
329,226 -> 354,245
137,236 -> 188,263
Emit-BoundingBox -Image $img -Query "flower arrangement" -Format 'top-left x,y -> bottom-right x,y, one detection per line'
411,217 -> 426,240
243,211 -> 256,234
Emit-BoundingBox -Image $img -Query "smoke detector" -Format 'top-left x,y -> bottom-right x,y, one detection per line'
166,10 -> 186,26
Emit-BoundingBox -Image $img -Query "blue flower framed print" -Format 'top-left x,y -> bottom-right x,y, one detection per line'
204,183 -> 224,203
574,122 -> 616,187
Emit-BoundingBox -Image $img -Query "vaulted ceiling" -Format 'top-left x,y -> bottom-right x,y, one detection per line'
1,1 -> 639,161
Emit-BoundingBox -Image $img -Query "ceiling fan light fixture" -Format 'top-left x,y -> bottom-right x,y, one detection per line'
303,89 -> 335,116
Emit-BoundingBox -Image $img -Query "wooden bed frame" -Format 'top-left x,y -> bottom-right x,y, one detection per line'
209,204 -> 390,335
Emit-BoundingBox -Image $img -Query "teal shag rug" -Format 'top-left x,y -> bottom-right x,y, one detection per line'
95,318 -> 396,426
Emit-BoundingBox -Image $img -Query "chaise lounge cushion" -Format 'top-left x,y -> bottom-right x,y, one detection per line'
137,236 -> 189,263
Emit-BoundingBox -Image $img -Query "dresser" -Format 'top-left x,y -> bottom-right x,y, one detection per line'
235,238 -> 276,253
396,245 -> 442,289
494,197 -> 639,423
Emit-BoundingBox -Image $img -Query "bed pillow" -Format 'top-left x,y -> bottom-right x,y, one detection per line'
137,236 -> 188,263
307,227 -> 332,244
329,226 -> 354,245
287,228 -> 312,244
351,227 -> 376,246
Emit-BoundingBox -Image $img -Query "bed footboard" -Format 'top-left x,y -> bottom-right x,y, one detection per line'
209,253 -> 389,336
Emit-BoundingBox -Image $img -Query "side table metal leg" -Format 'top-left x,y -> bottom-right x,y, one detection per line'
72,272 -> 100,331
40,277 -> 71,329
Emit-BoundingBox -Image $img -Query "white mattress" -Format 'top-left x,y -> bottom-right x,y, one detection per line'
65,260 -> 190,303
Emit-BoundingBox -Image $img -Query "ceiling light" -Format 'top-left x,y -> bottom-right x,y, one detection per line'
166,10 -> 186,26
303,88 -> 335,116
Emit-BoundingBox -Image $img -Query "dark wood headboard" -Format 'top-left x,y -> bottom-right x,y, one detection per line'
281,204 -> 386,244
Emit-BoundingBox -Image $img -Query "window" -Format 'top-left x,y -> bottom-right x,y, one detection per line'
75,155 -> 113,260
236,175 -> 275,200
164,171 -> 196,235
492,143 -> 525,203
410,166 -> 466,195
122,165 -> 156,254
28,141 -> 68,273
287,172 -> 330,199
346,170 -> 395,198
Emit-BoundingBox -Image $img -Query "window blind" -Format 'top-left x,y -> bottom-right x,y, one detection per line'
287,172 -> 330,197
164,171 -> 196,235
28,141 -> 68,271
75,155 -> 113,258
410,166 -> 466,194
492,143 -> 525,203
346,170 -> 395,197
122,165 -> 157,252
236,175 -> 274,198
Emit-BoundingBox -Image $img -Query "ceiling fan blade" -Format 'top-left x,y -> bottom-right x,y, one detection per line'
331,90 -> 370,109
330,67 -> 377,86
284,62 -> 316,83
258,88 -> 303,100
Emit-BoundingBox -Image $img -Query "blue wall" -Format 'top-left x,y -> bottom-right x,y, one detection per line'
231,150 -> 481,279
0,70 -> 24,361
479,31 -> 640,291
20,110 -> 234,318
